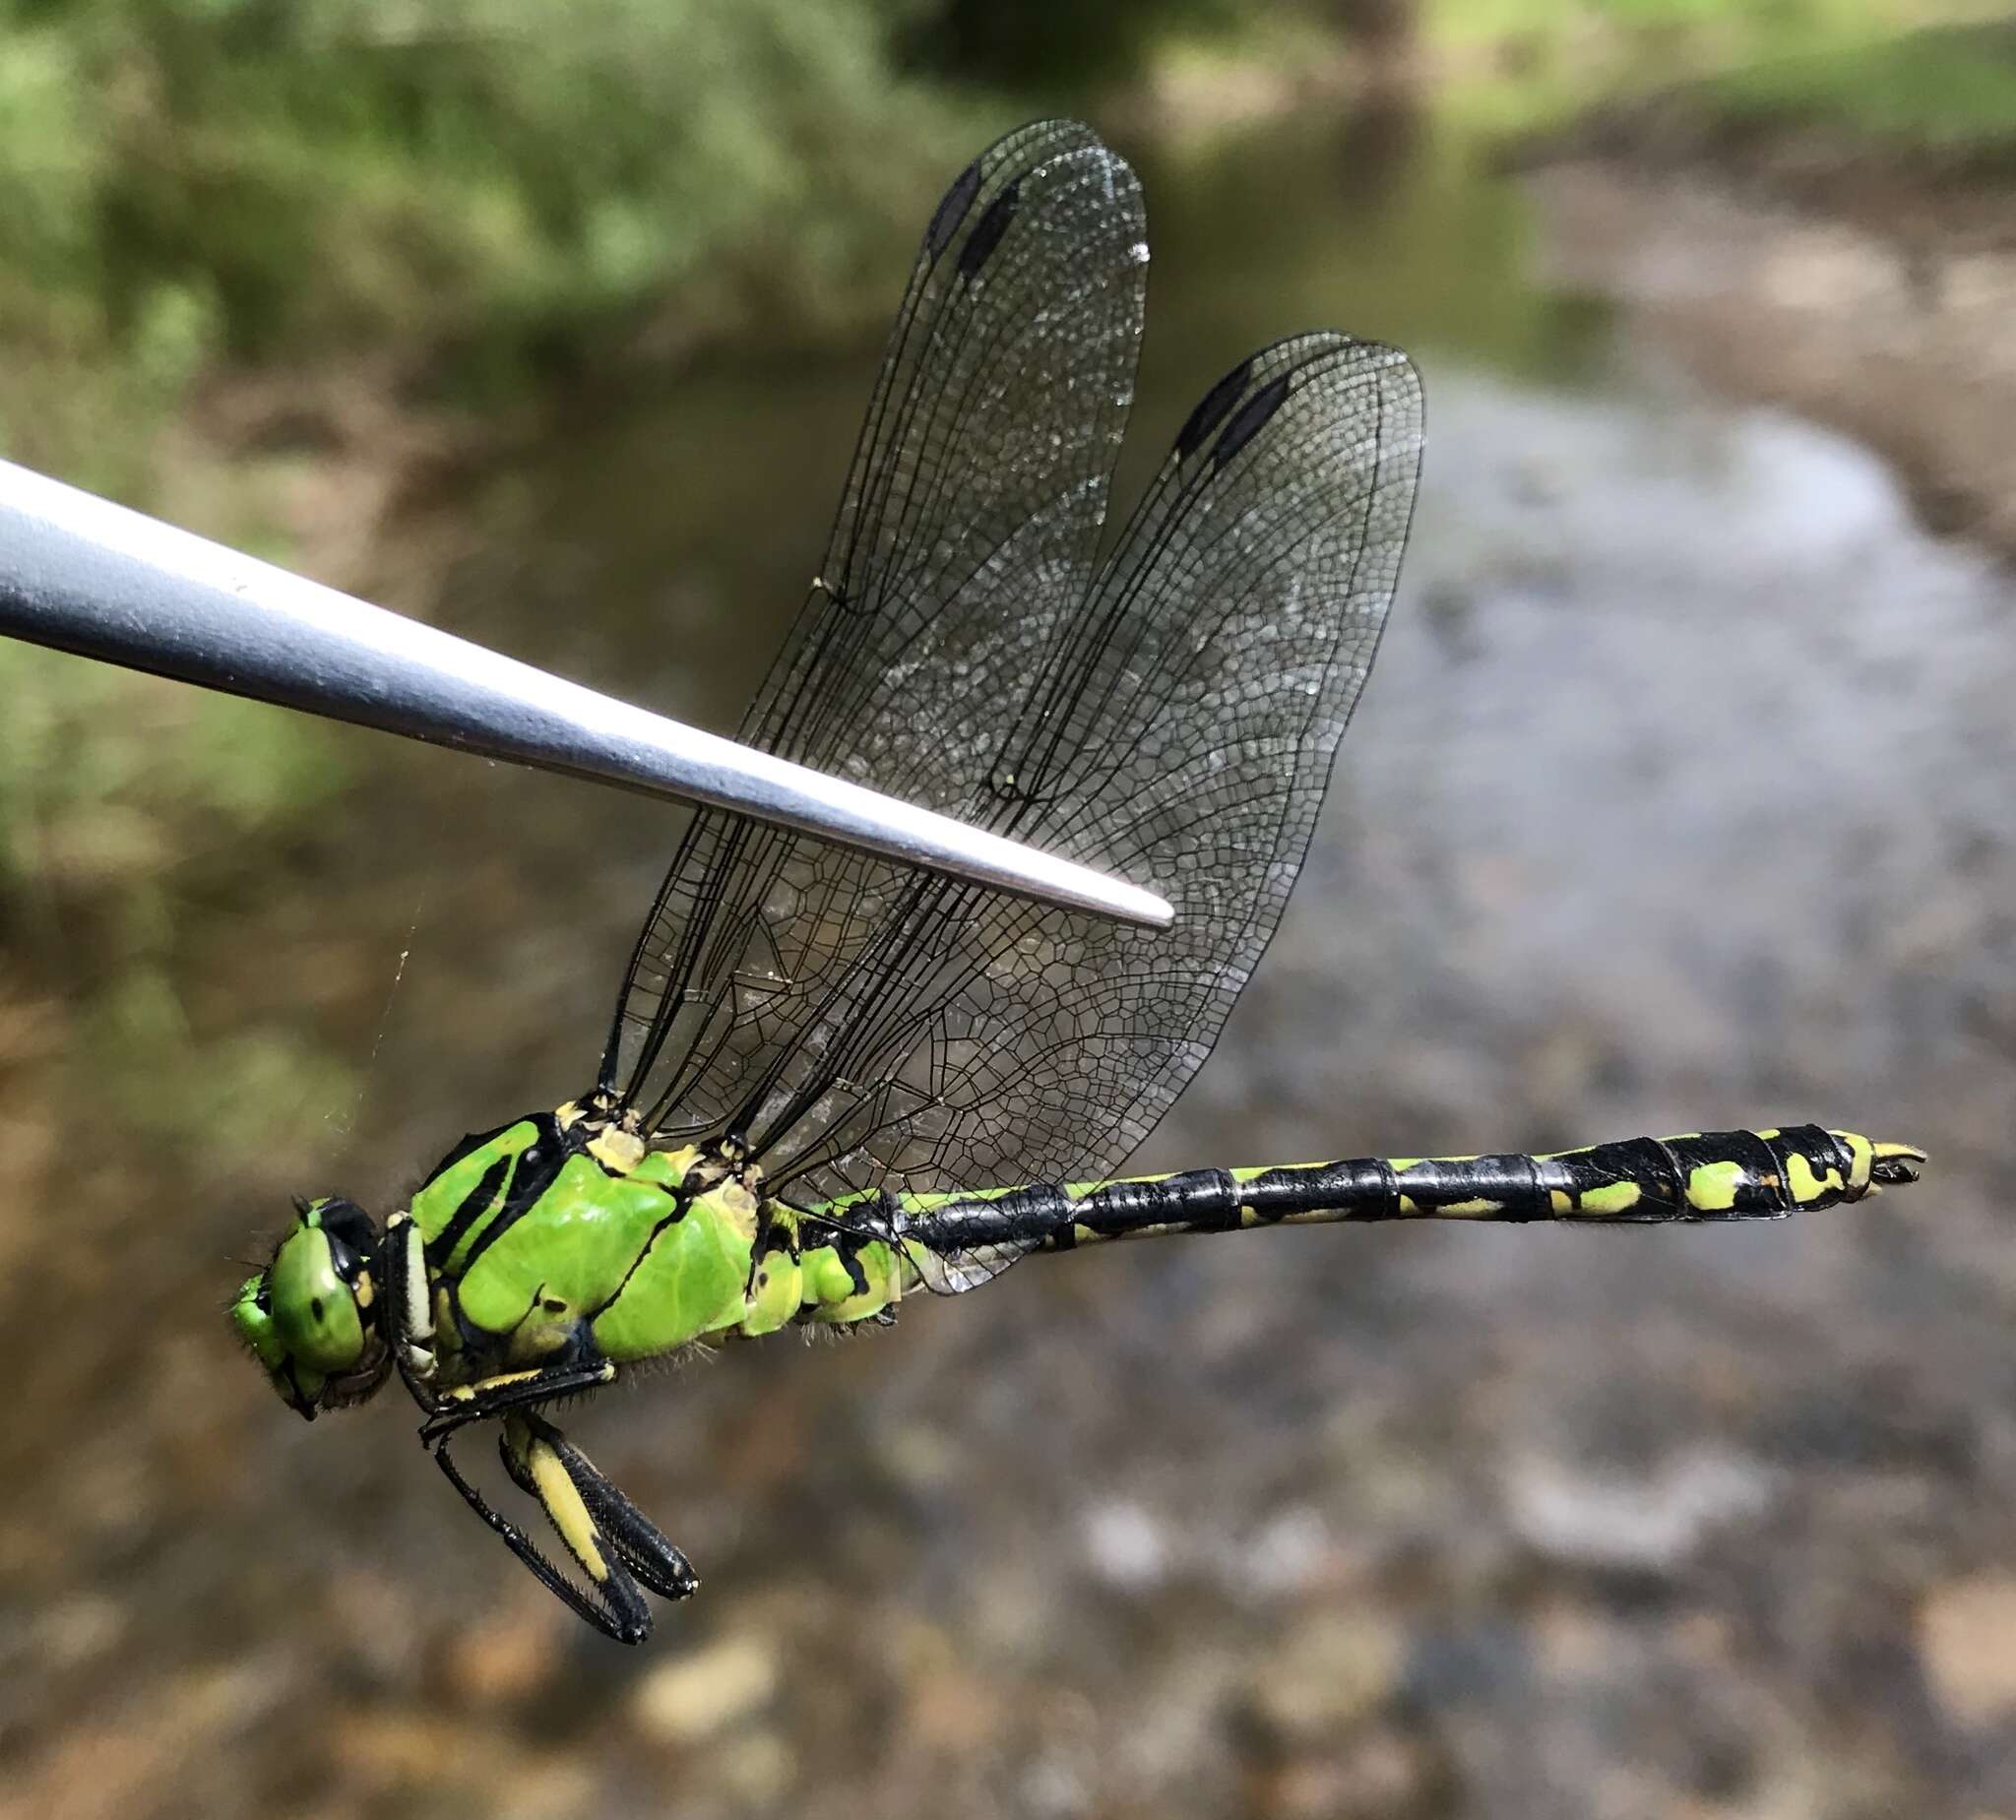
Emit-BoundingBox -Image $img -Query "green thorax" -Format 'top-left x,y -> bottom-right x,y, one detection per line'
406,1104 -> 911,1376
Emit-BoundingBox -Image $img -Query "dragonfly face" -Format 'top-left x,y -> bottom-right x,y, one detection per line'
229,1196 -> 392,1418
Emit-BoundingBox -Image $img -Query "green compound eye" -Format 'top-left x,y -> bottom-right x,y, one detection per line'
228,1198 -> 386,1419
269,1223 -> 365,1373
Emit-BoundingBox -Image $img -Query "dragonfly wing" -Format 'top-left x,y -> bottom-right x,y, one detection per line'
603,119 -> 1149,1131
601,123 -> 1424,1300
802,336 -> 1423,1293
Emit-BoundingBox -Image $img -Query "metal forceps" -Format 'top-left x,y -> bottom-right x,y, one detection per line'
0,460 -> 1172,929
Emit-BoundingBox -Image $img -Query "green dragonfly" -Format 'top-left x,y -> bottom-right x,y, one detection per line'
230,120 -> 1925,1644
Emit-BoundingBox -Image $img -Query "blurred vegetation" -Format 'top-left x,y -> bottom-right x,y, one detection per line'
0,0 -> 972,1137
0,0 -> 976,500
1427,0 -> 1990,47
0,0 -> 1999,1139
1706,20 -> 2016,159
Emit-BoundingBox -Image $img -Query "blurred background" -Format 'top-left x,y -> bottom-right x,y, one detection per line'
3,1 -> 2015,1815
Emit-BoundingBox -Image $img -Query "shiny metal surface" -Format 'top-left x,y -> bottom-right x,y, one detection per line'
0,460 -> 1172,929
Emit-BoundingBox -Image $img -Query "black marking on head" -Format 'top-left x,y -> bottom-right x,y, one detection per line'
1214,372 -> 1292,469
315,1200 -> 378,1261
958,181 -> 1019,278
1177,358 -> 1254,459
926,158 -> 983,260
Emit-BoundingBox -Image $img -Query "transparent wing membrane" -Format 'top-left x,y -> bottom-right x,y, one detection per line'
601,122 -> 1423,1293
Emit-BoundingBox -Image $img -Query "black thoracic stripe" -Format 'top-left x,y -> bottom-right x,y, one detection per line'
450,1116 -> 570,1272
899,1126 -> 1867,1256
584,1185 -> 692,1322
426,1118 -> 520,1181
429,1154 -> 513,1266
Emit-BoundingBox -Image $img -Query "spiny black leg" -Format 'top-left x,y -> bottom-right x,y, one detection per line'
416,1359 -> 618,1445
503,1412 -> 699,1602
431,1430 -> 654,1644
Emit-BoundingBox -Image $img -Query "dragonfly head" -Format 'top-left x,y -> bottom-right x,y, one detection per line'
229,1196 -> 392,1419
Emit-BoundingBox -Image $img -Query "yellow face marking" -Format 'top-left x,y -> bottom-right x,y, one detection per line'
1685,1160 -> 1746,1213
1579,1181 -> 1643,1217
1786,1154 -> 1843,1205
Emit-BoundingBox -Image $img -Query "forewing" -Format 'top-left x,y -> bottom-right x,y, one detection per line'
806,335 -> 1425,1290
604,120 -> 1150,1123
600,125 -> 1424,1302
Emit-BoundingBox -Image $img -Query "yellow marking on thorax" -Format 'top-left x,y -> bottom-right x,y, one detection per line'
588,1125 -> 648,1174
713,1176 -> 761,1243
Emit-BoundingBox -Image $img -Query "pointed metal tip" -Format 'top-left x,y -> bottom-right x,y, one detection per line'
0,458 -> 1175,930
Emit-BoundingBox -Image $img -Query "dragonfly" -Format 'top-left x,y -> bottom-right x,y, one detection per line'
229,120 -> 1926,1644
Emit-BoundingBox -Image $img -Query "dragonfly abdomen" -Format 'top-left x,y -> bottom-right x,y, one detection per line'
1236,1126 -> 1902,1225
898,1126 -> 1923,1270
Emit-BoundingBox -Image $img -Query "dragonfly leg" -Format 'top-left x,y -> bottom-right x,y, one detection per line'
381,1212 -> 438,1394
502,1412 -> 699,1604
416,1358 -> 618,1445
431,1422 -> 675,1645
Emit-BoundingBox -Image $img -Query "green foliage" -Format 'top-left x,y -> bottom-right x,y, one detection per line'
0,0 -> 963,479
1416,0 -> 1997,136
1707,24 -> 2016,157
1427,0 -> 1984,41
902,0 -> 1246,91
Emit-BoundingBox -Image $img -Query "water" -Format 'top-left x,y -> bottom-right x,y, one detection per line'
6,103 -> 2015,1818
